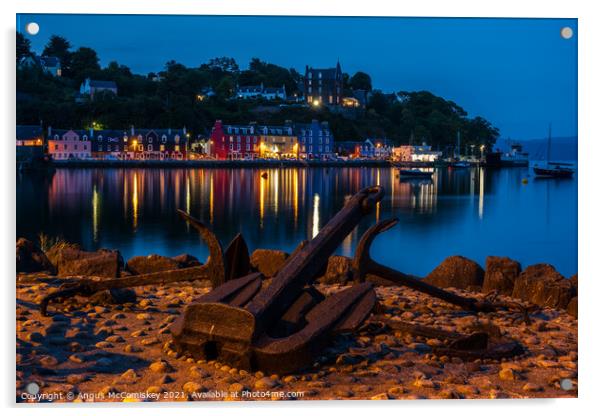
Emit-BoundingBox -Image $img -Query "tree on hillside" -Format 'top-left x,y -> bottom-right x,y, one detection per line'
203,57 -> 239,73
42,35 -> 72,74
16,32 -> 31,62
70,47 -> 101,82
350,71 -> 372,91
215,77 -> 235,99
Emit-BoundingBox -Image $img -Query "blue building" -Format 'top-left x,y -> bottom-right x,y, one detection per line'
294,119 -> 333,159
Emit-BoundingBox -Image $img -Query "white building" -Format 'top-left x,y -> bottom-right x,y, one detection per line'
235,83 -> 286,100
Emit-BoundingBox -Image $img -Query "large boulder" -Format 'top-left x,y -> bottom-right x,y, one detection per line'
46,246 -> 123,278
16,238 -> 55,274
569,274 -> 578,296
511,264 -> 572,309
566,297 -> 578,318
423,256 -> 484,290
126,254 -> 181,275
317,255 -> 353,284
250,249 -> 289,278
482,256 -> 521,296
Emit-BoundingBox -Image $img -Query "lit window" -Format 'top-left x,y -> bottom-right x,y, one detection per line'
148,144 -> 153,151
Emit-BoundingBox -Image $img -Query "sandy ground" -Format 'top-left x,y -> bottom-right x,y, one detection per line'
16,273 -> 577,402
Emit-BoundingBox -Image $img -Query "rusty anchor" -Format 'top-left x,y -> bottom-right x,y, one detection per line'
39,210 -> 250,316
353,219 -> 527,360
170,186 -> 384,373
353,218 -> 505,313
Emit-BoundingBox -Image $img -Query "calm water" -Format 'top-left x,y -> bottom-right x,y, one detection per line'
16,166 -> 578,277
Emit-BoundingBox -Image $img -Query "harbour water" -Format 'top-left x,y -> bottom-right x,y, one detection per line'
16,165 -> 578,277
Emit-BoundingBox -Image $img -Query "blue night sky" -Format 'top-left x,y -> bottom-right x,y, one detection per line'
17,14 -> 577,141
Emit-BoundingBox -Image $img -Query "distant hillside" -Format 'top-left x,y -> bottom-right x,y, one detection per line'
495,136 -> 578,161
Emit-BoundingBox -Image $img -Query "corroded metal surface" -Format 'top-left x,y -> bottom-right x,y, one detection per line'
170,186 -> 384,373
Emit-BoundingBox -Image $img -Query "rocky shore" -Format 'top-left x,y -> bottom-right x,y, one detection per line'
16,239 -> 578,402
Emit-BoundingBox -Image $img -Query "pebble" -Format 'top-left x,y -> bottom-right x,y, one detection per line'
498,368 -> 517,381
183,381 -> 205,394
147,386 -> 163,394
118,369 -> 139,383
370,393 -> 391,400
149,360 -> 172,373
141,337 -> 160,346
124,344 -> 142,353
131,329 -> 147,337
106,335 -> 125,343
229,383 -> 247,393
522,382 -> 543,392
255,377 -> 278,389
69,353 -> 85,363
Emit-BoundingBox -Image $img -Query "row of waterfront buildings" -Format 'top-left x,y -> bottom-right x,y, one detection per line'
16,121 -> 442,162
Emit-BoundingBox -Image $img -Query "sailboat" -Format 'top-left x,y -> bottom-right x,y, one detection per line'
533,125 -> 574,178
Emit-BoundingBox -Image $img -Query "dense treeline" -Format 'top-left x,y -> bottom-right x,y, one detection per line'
16,33 -> 499,148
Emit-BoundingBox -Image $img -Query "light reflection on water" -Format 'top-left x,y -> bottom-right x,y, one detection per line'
16,166 -> 577,277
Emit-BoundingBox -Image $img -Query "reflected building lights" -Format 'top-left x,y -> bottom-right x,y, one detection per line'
478,167 -> 485,219
273,170 -> 279,216
132,172 -> 139,231
209,173 -> 214,225
259,173 -> 265,228
92,185 -> 99,242
186,174 -> 191,214
293,169 -> 299,226
312,193 -> 320,238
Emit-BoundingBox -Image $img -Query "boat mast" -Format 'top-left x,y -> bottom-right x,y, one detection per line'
456,130 -> 460,158
547,123 -> 552,163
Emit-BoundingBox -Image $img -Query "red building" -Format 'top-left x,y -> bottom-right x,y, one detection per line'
210,120 -> 261,160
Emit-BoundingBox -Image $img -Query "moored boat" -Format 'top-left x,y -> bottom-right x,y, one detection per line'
398,169 -> 433,179
533,125 -> 575,178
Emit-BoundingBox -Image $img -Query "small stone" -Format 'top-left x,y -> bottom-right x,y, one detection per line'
229,383 -> 247,393
136,313 -> 151,320
118,369 -> 139,383
69,353 -> 85,363
413,378 -> 436,388
370,393 -> 391,400
149,360 -> 172,373
499,368 -> 517,381
255,377 -> 278,389
189,368 -> 210,379
131,329 -> 147,337
522,382 -> 543,392
183,381 -> 205,394
141,337 -> 160,346
335,389 -> 354,398
536,359 -> 559,369
66,374 -> 88,384
147,386 -> 163,394
124,344 -> 142,353
282,375 -> 297,383
95,341 -> 113,349
106,335 -> 125,343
